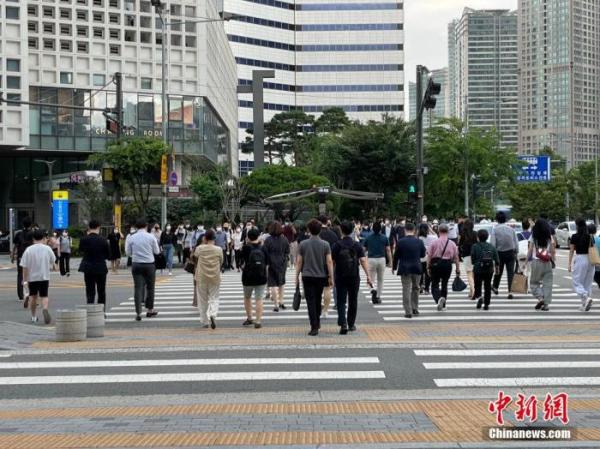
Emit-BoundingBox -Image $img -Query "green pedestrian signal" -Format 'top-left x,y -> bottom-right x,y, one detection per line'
409,185 -> 416,194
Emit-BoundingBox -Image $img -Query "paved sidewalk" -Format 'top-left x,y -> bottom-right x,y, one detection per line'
0,398 -> 598,448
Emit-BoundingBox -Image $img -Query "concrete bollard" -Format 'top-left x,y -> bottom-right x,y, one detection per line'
55,309 -> 87,342
76,304 -> 105,338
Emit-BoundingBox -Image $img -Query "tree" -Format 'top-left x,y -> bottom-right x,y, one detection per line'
241,164 -> 330,220
190,164 -> 248,223
424,118 -> 520,218
74,178 -> 112,223
569,160 -> 599,220
314,107 -> 351,134
89,137 -> 168,216
312,115 -> 415,216
241,111 -> 315,165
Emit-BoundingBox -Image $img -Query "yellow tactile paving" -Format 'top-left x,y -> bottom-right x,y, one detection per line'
1,398 -> 599,447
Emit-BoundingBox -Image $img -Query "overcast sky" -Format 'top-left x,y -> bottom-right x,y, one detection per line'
404,0 -> 518,83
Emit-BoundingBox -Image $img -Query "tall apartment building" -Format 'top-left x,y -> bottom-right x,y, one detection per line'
518,0 -> 600,166
0,0 -> 238,228
408,67 -> 449,126
448,8 -> 519,148
223,0 -> 405,174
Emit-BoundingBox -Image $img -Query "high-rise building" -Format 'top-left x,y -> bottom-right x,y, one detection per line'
408,67 -> 449,126
518,0 -> 600,166
223,0 -> 405,175
448,8 -> 518,148
0,0 -> 238,228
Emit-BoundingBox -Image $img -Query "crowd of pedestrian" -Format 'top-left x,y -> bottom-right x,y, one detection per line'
8,210 -> 598,330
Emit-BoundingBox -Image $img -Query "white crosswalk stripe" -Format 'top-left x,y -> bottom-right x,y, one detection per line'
0,352 -> 385,387
366,271 -> 599,322
415,347 -> 600,388
106,273 -> 313,324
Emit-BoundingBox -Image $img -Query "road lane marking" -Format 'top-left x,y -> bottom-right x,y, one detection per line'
0,371 -> 386,385
416,348 -> 600,356
424,361 -> 600,369
0,357 -> 380,370
435,377 -> 600,387
383,315 -> 599,321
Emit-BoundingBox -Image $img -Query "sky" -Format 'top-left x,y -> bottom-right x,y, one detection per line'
404,0 -> 519,83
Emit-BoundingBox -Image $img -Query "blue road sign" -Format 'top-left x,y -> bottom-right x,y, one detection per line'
516,156 -> 551,183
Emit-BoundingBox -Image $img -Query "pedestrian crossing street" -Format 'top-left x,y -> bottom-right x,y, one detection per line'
106,272 -> 312,324
415,347 -> 600,388
369,272 -> 600,321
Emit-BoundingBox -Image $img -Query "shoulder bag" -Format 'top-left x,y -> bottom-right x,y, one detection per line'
588,237 -> 600,266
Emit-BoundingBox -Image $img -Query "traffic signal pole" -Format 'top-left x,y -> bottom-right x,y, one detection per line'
415,65 -> 425,221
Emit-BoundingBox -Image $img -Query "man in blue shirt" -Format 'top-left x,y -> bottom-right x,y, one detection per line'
393,222 -> 426,318
364,221 -> 392,304
125,219 -> 161,321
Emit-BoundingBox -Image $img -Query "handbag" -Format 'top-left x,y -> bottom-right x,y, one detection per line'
430,240 -> 450,269
589,238 -> 600,266
154,253 -> 167,270
452,275 -> 467,292
512,272 -> 528,294
293,284 -> 302,311
184,260 -> 196,274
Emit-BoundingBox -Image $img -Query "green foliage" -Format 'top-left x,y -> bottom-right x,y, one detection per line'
314,107 -> 351,134
89,137 -> 168,216
74,179 -> 112,224
569,160 -> 599,220
189,171 -> 221,212
424,118 -> 520,218
242,164 -> 330,220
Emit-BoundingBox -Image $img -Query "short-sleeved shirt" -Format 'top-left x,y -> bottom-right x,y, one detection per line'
13,228 -> 33,258
319,228 -> 339,249
20,243 -> 56,282
364,233 -> 389,258
241,243 -> 269,286
332,236 -> 365,279
299,236 -> 331,278
570,233 -> 592,255
428,236 -> 459,261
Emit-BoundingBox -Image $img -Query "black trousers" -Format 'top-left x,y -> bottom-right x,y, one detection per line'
132,263 -> 156,315
336,276 -> 359,327
17,259 -> 24,300
183,248 -> 191,264
474,271 -> 493,306
303,277 -> 326,331
595,271 -> 600,290
84,272 -> 107,305
430,262 -> 452,303
235,250 -> 243,269
59,253 -> 71,275
493,250 -> 516,292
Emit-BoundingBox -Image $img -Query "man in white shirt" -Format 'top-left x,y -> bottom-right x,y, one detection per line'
126,219 -> 161,321
447,220 -> 459,243
20,229 -> 56,324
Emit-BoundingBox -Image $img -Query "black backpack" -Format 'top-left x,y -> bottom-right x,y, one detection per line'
337,245 -> 358,277
245,246 -> 266,279
479,245 -> 495,272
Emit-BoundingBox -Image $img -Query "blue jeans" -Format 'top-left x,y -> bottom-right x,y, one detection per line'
163,244 -> 174,271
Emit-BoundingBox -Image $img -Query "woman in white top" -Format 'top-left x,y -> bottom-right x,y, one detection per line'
233,226 -> 244,272
418,223 -> 438,293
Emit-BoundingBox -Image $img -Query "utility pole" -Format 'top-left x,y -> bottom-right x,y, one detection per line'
415,65 -> 441,222
114,72 -> 123,139
156,0 -> 169,228
415,66 -> 424,221
34,159 -> 56,230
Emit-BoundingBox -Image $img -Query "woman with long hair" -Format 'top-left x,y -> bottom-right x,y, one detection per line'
458,219 -> 478,299
568,217 -> 594,311
528,219 -> 555,311
263,221 -> 290,311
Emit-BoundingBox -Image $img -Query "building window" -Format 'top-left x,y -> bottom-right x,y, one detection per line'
60,9 -> 71,19
93,12 -> 104,22
7,59 -> 20,72
6,6 -> 20,20
77,41 -> 88,52
60,24 -> 72,36
92,74 -> 106,86
109,13 -> 120,24
28,38 -> 38,49
77,26 -> 88,37
60,72 -> 73,84
7,93 -> 21,102
109,0 -> 119,7
141,78 -> 152,89
60,40 -> 72,51
43,39 -> 55,50
109,44 -> 120,55
27,5 -> 37,16
93,27 -> 104,38
42,6 -> 54,18
109,29 -> 119,39
28,21 -> 38,32
93,0 -> 103,6
7,76 -> 21,89
43,23 -> 55,34
76,10 -> 87,20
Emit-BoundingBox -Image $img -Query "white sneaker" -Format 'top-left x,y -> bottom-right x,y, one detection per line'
168,272 -> 173,276
321,312 -> 328,319
579,305 -> 586,312
30,316 -> 38,323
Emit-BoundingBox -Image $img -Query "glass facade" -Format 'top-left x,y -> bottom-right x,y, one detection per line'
27,87 -> 230,163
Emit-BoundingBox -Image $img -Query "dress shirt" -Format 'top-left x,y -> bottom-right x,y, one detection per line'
126,229 -> 160,263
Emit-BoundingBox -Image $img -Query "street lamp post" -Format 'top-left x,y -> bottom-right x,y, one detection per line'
34,159 -> 56,230
153,0 -> 234,226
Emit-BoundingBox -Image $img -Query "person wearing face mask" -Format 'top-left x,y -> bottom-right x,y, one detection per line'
183,224 -> 193,263
175,224 -> 185,265
58,229 -> 72,277
192,224 -> 205,249
125,226 -> 136,268
48,232 -> 60,270
108,227 -> 124,273
160,224 -> 177,276
214,224 -> 228,272
151,224 -> 162,243
240,220 -> 254,243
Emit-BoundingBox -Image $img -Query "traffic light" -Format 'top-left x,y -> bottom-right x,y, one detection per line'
150,0 -> 163,7
423,78 -> 441,111
106,117 -> 119,134
408,182 -> 417,203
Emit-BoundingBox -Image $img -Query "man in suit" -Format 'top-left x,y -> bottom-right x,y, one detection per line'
78,219 -> 111,313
